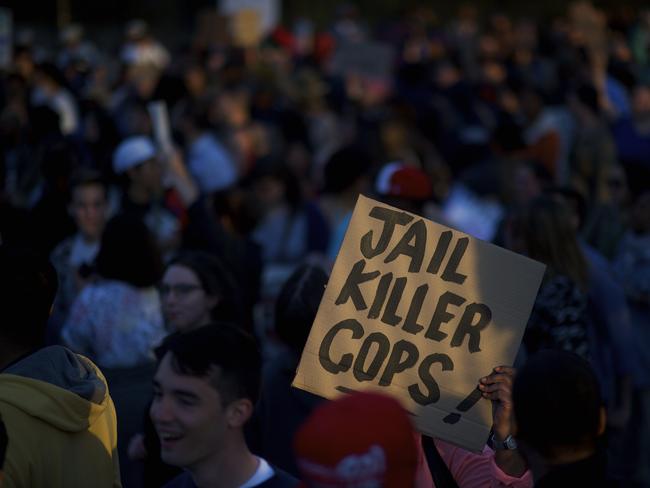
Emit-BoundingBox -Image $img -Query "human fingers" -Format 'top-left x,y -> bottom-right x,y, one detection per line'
480,386 -> 513,402
493,366 -> 516,376
478,380 -> 511,394
479,371 -> 513,388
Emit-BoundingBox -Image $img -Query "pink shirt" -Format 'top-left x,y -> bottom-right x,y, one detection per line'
415,438 -> 533,488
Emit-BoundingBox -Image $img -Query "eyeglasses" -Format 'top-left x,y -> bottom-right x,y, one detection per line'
159,284 -> 202,297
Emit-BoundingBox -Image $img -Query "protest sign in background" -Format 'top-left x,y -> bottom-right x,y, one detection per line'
293,195 -> 545,452
147,100 -> 173,155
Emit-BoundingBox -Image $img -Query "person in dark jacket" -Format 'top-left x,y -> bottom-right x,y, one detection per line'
513,350 -> 609,487
247,264 -> 327,477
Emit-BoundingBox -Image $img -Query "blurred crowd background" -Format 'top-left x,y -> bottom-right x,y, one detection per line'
0,1 -> 648,486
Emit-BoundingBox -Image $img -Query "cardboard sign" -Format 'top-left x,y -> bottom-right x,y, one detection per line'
220,0 -> 279,39
293,195 -> 545,452
230,9 -> 262,48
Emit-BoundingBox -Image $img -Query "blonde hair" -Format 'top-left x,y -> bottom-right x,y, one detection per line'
514,196 -> 589,289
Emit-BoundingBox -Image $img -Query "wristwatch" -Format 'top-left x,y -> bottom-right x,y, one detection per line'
489,433 -> 518,450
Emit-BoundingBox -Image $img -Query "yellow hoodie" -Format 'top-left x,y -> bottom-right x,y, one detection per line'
0,346 -> 121,487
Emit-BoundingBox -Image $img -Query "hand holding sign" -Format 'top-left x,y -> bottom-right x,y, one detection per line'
293,195 -> 545,452
479,366 -> 516,440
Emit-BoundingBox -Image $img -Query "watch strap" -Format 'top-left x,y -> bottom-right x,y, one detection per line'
489,433 -> 518,450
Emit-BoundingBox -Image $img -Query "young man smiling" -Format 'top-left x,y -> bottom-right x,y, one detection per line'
151,323 -> 298,488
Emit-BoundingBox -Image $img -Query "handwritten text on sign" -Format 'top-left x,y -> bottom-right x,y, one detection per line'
293,196 -> 545,451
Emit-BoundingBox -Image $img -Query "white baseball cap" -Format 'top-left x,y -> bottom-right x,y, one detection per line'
113,136 -> 157,174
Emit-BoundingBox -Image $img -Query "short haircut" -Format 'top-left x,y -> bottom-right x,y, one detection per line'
155,323 -> 261,406
68,167 -> 108,203
275,264 -> 328,354
95,213 -> 162,288
0,246 -> 58,348
513,350 -> 602,458
322,145 -> 372,194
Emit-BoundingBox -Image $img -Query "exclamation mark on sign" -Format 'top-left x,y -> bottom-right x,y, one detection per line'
443,387 -> 483,424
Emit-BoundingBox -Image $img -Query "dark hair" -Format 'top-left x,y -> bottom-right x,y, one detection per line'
166,251 -> 242,323
513,350 -> 602,457
322,146 -> 372,194
492,120 -> 526,152
68,167 -> 108,204
156,323 -> 261,406
518,82 -> 548,104
95,214 -> 163,288
0,246 -> 58,348
179,100 -> 213,133
36,62 -> 67,88
574,82 -> 601,115
248,158 -> 303,212
212,188 -> 261,235
275,264 -> 328,354
41,139 -> 78,185
29,105 -> 61,140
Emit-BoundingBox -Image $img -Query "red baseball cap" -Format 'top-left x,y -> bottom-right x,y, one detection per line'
294,391 -> 418,488
375,162 -> 433,201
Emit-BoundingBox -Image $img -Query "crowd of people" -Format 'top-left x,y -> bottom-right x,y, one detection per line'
0,1 -> 649,487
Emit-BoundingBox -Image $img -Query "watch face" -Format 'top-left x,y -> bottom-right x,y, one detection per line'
504,435 -> 518,450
